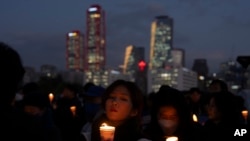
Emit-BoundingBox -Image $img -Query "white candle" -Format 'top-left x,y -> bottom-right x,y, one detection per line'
166,136 -> 178,141
100,123 -> 115,141
192,114 -> 198,122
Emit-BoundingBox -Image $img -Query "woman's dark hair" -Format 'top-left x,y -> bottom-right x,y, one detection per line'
101,79 -> 144,125
0,42 -> 25,104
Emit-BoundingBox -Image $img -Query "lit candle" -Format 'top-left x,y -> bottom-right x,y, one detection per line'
166,136 -> 178,141
242,110 -> 248,124
242,110 -> 248,119
70,106 -> 76,116
193,114 -> 198,122
48,93 -> 54,103
100,123 -> 115,141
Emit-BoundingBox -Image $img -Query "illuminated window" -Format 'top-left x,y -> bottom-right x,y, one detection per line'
90,14 -> 100,18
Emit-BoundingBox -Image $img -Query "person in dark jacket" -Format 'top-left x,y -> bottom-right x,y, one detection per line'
0,42 -> 26,140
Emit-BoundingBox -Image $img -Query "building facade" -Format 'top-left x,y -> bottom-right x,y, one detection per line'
149,15 -> 174,70
66,30 -> 84,72
148,67 -> 197,93
85,4 -> 106,71
171,48 -> 185,68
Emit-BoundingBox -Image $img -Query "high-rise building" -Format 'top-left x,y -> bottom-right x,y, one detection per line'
171,48 -> 185,68
66,30 -> 84,72
192,58 -> 209,90
123,45 -> 147,94
148,67 -> 197,93
123,45 -> 145,75
192,59 -> 209,77
149,15 -> 174,70
85,4 -> 106,71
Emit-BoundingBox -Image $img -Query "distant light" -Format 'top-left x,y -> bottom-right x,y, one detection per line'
182,67 -> 189,72
111,70 -> 120,74
231,85 -> 240,89
138,60 -> 146,71
212,73 -> 217,77
88,7 -> 97,12
199,75 -> 205,80
90,14 -> 100,18
161,73 -> 169,77
68,32 -> 77,37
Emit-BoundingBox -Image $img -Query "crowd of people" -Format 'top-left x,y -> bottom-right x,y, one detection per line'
1,41 -> 250,141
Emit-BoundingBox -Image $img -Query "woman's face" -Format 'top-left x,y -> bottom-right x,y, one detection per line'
207,97 -> 220,120
105,85 -> 137,123
157,106 -> 179,129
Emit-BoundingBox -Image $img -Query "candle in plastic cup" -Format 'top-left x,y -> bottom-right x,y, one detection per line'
100,123 -> 115,141
166,136 -> 178,141
48,93 -> 54,103
70,106 -> 76,116
192,114 -> 198,122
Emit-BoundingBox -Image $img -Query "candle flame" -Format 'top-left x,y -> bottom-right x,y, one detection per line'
70,106 -> 76,116
101,123 -> 108,127
242,110 -> 248,119
192,114 -> 198,122
100,123 -> 115,131
48,93 -> 54,102
70,106 -> 76,112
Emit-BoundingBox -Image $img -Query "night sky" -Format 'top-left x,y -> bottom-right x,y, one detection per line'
1,0 -> 250,73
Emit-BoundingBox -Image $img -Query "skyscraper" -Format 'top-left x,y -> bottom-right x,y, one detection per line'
192,59 -> 209,77
123,45 -> 147,94
149,15 -> 173,70
192,58 -> 209,90
123,45 -> 145,75
171,48 -> 185,68
66,30 -> 84,72
85,4 -> 106,72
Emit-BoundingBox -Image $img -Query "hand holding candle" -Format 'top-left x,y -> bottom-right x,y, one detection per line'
100,123 -> 115,141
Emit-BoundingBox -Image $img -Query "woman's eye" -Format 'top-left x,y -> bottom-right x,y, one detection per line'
121,98 -> 128,101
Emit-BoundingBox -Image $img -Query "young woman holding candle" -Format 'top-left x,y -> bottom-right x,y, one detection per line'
89,79 -> 145,141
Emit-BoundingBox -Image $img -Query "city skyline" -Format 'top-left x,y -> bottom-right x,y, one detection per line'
1,0 -> 250,73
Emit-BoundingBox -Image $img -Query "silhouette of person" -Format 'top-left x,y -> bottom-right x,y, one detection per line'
0,42 -> 26,140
